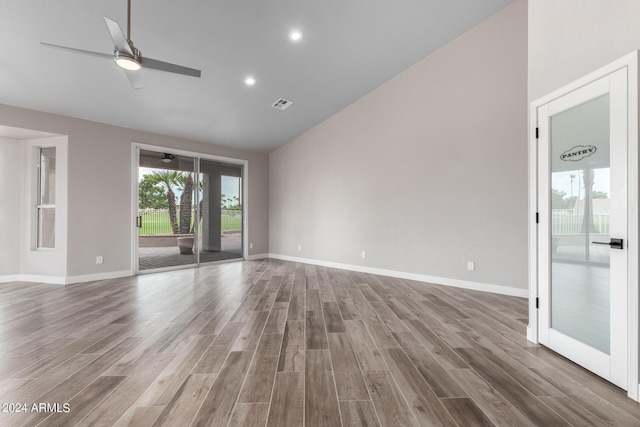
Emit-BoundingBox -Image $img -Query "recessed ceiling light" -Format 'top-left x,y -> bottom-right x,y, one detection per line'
289,30 -> 302,42
244,76 -> 256,86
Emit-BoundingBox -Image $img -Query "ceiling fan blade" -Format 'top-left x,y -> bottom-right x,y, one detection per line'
141,57 -> 201,78
40,42 -> 113,60
104,16 -> 133,55
124,70 -> 144,89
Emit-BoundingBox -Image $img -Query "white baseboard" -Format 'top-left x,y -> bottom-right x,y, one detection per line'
8,274 -> 67,285
64,270 -> 132,284
0,275 -> 23,284
0,270 -> 132,285
268,253 -> 528,298
246,253 -> 269,261
526,326 -> 538,344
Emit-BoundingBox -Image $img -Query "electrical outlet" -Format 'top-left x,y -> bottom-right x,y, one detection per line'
96,256 -> 104,265
249,243 -> 254,249
361,251 -> 366,259
297,244 -> 302,251
467,261 -> 475,271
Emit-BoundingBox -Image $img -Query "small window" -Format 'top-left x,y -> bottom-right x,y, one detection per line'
36,147 -> 56,249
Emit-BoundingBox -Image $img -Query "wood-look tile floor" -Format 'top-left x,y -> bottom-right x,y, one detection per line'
1,259 -> 640,426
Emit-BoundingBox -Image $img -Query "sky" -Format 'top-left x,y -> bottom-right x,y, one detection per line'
553,168 -> 609,200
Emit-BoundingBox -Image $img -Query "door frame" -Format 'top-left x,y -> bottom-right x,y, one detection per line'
131,142 -> 249,275
528,51 -> 639,401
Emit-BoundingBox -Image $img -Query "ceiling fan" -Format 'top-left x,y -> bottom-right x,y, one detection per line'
41,0 -> 201,89
160,153 -> 176,163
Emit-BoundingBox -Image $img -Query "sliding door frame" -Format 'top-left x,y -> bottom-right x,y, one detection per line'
131,142 -> 249,274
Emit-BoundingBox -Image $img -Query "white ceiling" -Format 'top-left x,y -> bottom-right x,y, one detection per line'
1,0 -> 515,152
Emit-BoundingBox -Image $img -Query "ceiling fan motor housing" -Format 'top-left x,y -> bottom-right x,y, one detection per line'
114,43 -> 141,70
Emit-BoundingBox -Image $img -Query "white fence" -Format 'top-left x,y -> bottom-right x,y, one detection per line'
138,208 -> 241,235
551,210 -> 609,235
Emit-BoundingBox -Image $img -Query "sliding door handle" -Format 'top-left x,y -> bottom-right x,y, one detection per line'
592,238 -> 623,249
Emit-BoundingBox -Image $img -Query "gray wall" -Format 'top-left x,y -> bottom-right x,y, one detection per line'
0,137 -> 23,276
529,0 -> 640,101
0,104 -> 269,278
269,1 -> 528,290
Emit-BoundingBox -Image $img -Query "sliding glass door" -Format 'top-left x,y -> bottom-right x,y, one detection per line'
198,159 -> 243,262
136,149 -> 243,272
137,150 -> 196,271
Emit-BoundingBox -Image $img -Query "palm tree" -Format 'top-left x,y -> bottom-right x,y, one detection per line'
148,170 -> 180,234
176,172 -> 194,234
581,168 -> 598,234
192,177 -> 204,234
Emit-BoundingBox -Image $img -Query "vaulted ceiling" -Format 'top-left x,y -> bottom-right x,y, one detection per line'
1,0 -> 515,152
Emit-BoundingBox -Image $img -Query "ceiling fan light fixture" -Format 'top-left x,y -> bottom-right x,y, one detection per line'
114,50 -> 141,71
161,153 -> 175,163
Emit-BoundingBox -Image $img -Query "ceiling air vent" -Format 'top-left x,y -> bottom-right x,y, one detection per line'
272,98 -> 294,110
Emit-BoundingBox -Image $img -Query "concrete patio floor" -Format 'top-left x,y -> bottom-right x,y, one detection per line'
138,234 -> 242,271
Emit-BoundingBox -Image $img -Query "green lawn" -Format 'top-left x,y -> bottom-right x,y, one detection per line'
139,211 -> 241,235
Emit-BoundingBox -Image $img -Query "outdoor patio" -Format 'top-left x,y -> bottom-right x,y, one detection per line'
138,233 -> 242,270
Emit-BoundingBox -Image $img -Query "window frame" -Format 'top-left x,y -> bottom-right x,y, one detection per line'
35,146 -> 56,250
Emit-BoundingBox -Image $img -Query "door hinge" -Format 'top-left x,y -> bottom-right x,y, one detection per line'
536,298 -> 539,309
536,212 -> 539,224
535,127 -> 539,139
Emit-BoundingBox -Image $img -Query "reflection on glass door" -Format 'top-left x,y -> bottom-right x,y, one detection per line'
550,95 -> 610,354
137,150 -> 196,271
198,159 -> 243,263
